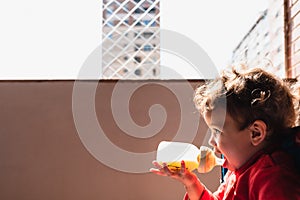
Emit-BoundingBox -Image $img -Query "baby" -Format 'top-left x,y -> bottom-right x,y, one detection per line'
151,67 -> 300,200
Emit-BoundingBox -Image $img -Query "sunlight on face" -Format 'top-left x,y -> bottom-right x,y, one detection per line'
204,107 -> 254,170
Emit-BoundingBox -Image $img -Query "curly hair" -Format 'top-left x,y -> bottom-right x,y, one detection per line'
194,67 -> 300,140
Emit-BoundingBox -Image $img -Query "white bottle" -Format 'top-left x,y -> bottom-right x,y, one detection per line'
156,141 -> 224,173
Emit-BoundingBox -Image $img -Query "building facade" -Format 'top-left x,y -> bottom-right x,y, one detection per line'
286,0 -> 300,78
231,0 -> 285,78
102,0 -> 160,79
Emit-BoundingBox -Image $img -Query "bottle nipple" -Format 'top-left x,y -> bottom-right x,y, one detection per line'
197,146 -> 224,173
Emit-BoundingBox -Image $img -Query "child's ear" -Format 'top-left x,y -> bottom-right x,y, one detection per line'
249,120 -> 267,146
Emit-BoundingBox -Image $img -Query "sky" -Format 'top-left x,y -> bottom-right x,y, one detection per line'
0,0 -> 268,79
192,0 -> 268,69
160,0 -> 268,78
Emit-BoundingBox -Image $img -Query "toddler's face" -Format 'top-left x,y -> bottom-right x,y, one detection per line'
204,107 -> 254,170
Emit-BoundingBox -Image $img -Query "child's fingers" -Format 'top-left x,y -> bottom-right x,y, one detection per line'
152,160 -> 163,169
180,160 -> 186,174
150,161 -> 171,176
149,168 -> 165,175
150,160 -> 187,179
162,163 -> 173,176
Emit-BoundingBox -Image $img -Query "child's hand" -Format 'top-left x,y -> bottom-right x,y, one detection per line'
150,160 -> 203,190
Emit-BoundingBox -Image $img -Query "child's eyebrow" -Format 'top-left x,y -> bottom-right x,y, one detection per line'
208,124 -> 224,131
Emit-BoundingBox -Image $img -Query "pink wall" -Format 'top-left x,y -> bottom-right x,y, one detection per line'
0,80 -> 220,200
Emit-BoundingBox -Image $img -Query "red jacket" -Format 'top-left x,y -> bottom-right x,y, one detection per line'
184,150 -> 300,200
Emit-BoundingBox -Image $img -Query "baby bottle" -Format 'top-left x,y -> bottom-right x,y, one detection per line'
156,141 -> 224,173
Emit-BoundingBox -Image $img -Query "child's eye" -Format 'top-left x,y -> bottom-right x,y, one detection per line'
211,129 -> 222,135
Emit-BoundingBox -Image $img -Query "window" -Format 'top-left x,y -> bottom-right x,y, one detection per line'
277,46 -> 281,53
134,8 -> 143,13
144,45 -> 152,51
264,32 -> 269,38
142,32 -> 154,39
134,56 -> 142,63
153,68 -> 157,76
134,44 -> 141,51
149,7 -> 156,13
134,69 -> 142,75
142,20 -> 156,27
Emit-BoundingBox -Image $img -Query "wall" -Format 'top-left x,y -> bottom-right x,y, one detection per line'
287,0 -> 300,77
0,80 -> 220,200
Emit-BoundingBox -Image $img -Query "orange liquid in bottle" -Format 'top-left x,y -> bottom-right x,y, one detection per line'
163,161 -> 199,172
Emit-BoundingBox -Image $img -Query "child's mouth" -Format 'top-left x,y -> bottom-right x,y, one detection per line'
213,148 -> 222,155
223,158 -> 229,168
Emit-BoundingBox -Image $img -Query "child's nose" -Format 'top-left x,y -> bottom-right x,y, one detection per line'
208,134 -> 217,147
